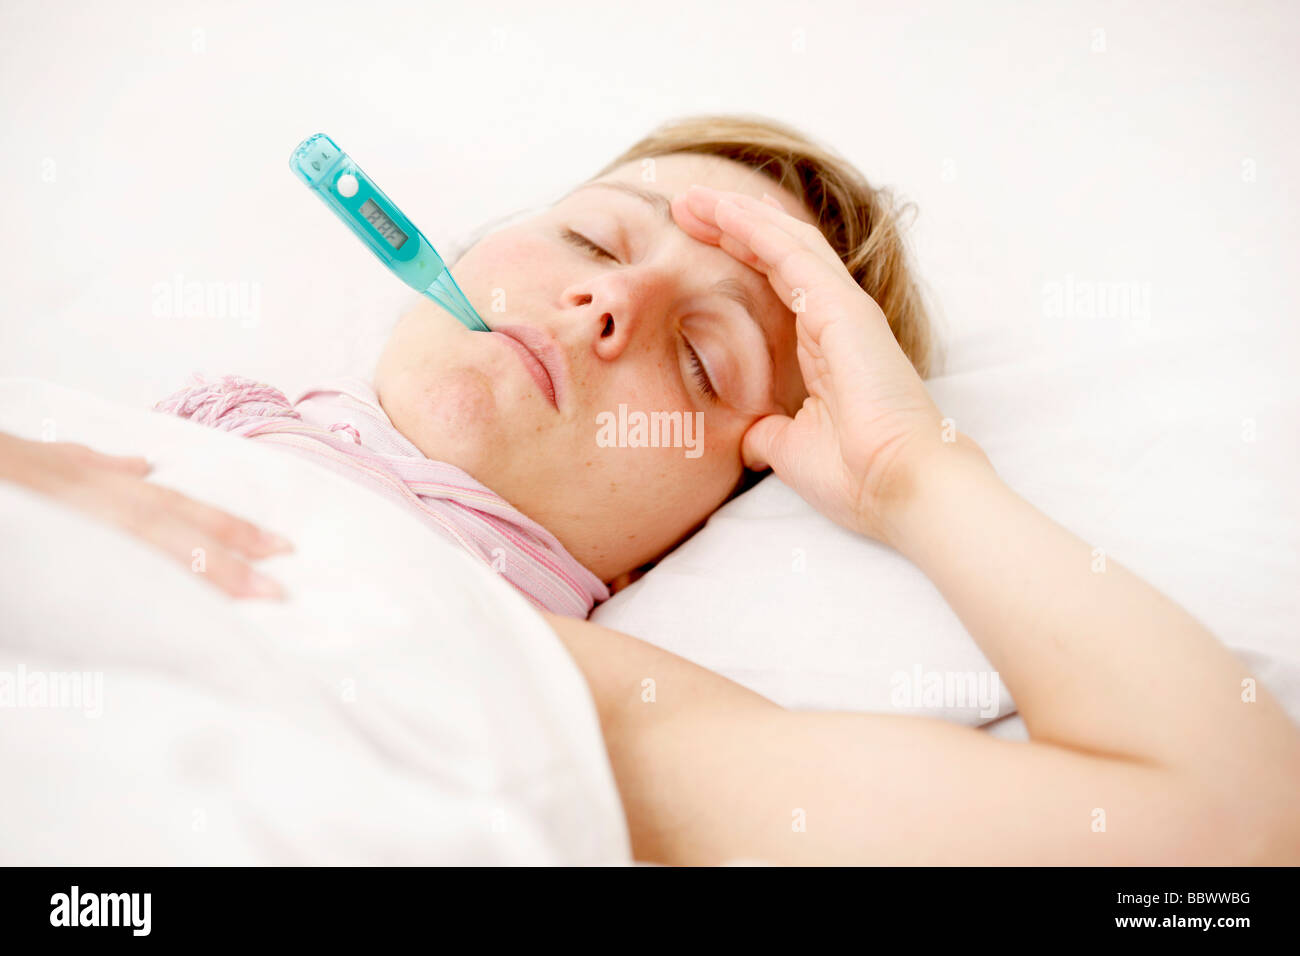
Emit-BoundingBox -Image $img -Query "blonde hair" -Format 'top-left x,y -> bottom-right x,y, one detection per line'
590,113 -> 940,379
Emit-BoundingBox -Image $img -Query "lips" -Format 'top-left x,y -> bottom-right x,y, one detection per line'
491,325 -> 564,410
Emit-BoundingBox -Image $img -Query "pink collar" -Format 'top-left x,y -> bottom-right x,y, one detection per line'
154,374 -> 609,617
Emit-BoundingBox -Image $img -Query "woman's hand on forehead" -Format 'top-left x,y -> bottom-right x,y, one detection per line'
671,184 -> 948,545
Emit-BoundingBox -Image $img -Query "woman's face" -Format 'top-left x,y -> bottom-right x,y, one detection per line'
375,153 -> 811,584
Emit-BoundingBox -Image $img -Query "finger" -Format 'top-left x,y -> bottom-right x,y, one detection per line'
675,195 -> 800,307
669,192 -> 724,244
103,455 -> 152,477
676,186 -> 794,247
674,186 -> 808,249
678,190 -> 854,329
682,185 -> 845,274
140,481 -> 293,558
741,413 -> 795,472
58,442 -> 152,477
712,199 -> 846,331
56,472 -> 288,599
132,512 -> 286,599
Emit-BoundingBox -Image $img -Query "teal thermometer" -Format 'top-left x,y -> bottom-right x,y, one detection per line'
289,133 -> 490,332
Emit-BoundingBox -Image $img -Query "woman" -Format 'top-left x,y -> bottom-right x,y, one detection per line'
3,115 -> 1297,865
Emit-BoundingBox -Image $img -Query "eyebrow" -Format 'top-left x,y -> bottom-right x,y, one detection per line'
568,180 -> 778,386
574,180 -> 674,221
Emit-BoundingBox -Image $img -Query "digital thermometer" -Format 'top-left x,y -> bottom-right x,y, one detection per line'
289,133 -> 490,332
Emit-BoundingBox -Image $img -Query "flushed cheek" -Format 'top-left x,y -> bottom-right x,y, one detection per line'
380,365 -> 502,467
593,356 -> 689,414
418,367 -> 499,428
459,232 -> 554,296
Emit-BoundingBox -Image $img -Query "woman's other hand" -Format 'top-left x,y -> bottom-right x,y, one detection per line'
0,431 -> 292,598
673,185 -> 987,545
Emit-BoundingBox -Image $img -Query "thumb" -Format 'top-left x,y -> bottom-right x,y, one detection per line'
741,414 -> 793,472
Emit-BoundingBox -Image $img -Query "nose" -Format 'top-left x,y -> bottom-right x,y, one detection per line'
566,268 -> 670,361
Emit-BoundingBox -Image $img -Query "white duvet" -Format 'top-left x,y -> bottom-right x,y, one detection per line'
0,379 -> 631,865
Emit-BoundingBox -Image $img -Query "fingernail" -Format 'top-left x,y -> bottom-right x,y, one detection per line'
261,531 -> 294,553
246,572 -> 285,599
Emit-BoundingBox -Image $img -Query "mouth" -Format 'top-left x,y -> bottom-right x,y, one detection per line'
490,325 -> 564,411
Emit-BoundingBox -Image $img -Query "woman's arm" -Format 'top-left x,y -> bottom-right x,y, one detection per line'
544,438 -> 1300,864
886,435 -> 1300,782
539,185 -> 1300,865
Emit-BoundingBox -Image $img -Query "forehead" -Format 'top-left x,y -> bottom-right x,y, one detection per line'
598,152 -> 816,225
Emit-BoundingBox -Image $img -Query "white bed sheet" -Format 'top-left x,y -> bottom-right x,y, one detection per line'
0,379 -> 631,865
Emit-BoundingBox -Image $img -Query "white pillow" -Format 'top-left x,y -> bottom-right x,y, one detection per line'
592,332 -> 1300,729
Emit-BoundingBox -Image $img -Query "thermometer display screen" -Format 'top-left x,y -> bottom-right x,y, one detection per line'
358,198 -> 408,249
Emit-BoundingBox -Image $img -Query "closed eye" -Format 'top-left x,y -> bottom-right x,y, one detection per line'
683,339 -> 719,404
561,228 -> 618,262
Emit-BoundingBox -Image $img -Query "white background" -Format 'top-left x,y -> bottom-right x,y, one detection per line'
1,0 -> 1296,408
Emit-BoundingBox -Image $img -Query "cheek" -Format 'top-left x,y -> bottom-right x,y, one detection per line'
410,366 -> 499,431
589,410 -> 741,494
374,320 -> 505,465
380,362 -> 502,466
455,232 -> 552,304
593,345 -> 694,416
